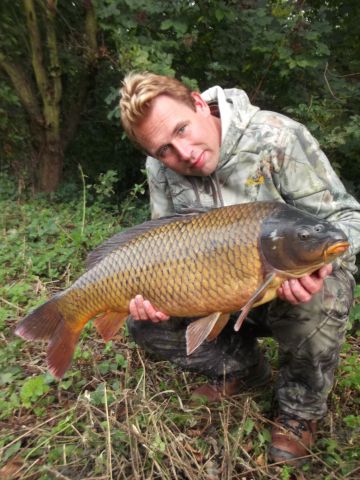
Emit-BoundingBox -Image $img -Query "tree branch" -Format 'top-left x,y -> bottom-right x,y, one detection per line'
0,51 -> 43,126
84,0 -> 98,64
46,0 -> 62,107
24,0 -> 49,104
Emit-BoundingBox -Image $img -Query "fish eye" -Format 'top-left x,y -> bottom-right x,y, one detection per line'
314,224 -> 324,233
298,229 -> 310,240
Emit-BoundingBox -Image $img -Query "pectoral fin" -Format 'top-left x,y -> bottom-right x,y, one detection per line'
94,311 -> 128,342
186,312 -> 230,355
234,273 -> 276,332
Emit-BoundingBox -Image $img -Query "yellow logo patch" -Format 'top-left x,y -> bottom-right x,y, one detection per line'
245,175 -> 265,186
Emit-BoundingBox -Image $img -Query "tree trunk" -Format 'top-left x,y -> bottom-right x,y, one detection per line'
0,0 -> 98,193
36,145 -> 64,193
33,132 -> 64,193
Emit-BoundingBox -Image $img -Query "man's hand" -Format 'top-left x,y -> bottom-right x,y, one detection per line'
277,264 -> 333,305
129,295 -> 170,322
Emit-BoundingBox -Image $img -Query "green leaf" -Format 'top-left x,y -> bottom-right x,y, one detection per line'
3,440 -> 22,462
214,9 -> 225,22
243,417 -> 255,436
20,375 -> 50,408
343,415 -> 360,429
160,19 -> 173,31
0,371 -> 17,385
258,428 -> 271,445
160,19 -> 187,35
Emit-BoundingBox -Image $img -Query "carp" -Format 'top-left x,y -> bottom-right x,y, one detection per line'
15,202 -> 349,379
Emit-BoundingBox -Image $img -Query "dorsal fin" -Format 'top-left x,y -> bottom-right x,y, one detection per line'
86,212 -> 199,269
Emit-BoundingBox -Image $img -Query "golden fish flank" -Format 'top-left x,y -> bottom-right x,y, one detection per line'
15,202 -> 349,379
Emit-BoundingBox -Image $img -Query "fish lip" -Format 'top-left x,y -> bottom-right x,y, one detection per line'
325,240 -> 350,256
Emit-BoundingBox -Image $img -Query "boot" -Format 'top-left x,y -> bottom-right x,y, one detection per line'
191,353 -> 271,403
269,412 -> 317,466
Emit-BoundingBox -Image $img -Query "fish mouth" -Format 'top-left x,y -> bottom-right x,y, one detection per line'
324,241 -> 350,258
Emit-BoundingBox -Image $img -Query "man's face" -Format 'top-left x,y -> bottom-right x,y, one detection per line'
133,93 -> 222,176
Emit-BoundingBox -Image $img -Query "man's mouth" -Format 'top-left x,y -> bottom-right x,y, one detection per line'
191,152 -> 205,169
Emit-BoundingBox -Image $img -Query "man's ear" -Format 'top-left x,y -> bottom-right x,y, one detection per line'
191,91 -> 210,116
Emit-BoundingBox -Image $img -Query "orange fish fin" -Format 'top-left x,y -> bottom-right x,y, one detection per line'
186,312 -> 222,355
15,294 -> 82,379
15,294 -> 65,341
206,313 -> 230,342
47,323 -> 81,379
94,311 -> 128,342
234,273 -> 276,332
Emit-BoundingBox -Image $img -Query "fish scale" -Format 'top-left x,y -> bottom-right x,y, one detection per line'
70,204 -> 266,316
53,205 -> 267,320
15,201 -> 349,378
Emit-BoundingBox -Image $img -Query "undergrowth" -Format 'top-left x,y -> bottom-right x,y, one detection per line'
0,178 -> 359,479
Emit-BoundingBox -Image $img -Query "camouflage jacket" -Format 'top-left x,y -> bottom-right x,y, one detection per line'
146,86 -> 360,271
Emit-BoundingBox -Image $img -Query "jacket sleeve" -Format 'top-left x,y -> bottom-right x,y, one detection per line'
276,124 -> 360,259
146,156 -> 176,219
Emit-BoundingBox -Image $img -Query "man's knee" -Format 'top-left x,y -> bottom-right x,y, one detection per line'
126,315 -> 146,344
126,316 -> 189,354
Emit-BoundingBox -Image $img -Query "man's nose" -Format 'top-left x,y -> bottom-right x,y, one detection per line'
173,140 -> 193,161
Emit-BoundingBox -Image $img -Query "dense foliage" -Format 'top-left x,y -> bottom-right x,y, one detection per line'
0,0 -> 359,198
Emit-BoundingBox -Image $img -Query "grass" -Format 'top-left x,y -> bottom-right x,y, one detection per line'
0,190 -> 359,480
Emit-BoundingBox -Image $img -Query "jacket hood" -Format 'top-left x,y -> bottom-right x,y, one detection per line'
201,86 -> 260,172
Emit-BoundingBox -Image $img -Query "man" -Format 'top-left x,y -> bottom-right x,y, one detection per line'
119,71 -> 360,466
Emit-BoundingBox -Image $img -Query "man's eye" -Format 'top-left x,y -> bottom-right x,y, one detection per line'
159,145 -> 169,157
178,125 -> 186,134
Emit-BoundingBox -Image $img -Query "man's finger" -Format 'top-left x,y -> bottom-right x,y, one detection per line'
143,300 -> 161,322
155,311 -> 170,321
129,298 -> 138,318
318,263 -> 333,279
143,300 -> 170,321
134,294 -> 156,321
298,274 -> 321,295
280,280 -> 300,304
289,279 -> 312,303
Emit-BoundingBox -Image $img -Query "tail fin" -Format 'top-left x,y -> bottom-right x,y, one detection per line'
15,294 -> 80,379
47,322 -> 81,379
15,294 -> 64,341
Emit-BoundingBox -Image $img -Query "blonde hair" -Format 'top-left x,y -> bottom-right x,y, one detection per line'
119,71 -> 196,145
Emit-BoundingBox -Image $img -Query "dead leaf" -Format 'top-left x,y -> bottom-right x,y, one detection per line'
0,456 -> 24,480
255,452 -> 265,466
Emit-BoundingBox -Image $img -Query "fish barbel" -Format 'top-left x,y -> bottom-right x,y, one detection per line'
15,202 -> 349,379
